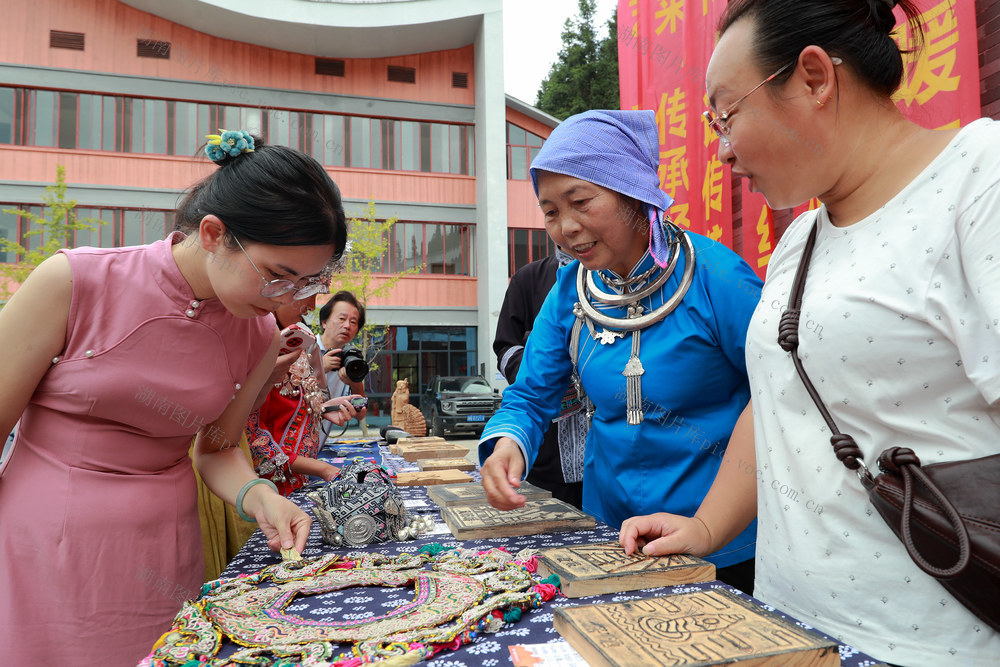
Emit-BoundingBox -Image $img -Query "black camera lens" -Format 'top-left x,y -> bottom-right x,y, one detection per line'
337,347 -> 369,383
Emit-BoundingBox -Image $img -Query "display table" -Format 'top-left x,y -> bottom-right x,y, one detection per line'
212,438 -> 885,667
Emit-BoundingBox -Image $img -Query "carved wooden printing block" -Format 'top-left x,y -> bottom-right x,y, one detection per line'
554,589 -> 839,666
441,498 -> 595,539
537,541 -> 716,598
427,481 -> 552,507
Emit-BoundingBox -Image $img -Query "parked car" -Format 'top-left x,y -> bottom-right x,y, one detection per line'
421,375 -> 502,437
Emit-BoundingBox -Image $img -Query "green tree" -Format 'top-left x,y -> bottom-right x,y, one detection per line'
0,166 -> 104,304
535,0 -> 620,119
321,200 -> 422,435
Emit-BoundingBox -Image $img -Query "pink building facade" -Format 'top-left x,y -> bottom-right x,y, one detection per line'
0,0 -> 559,420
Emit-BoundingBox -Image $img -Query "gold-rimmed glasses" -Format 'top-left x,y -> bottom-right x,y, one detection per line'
703,61 -> 794,147
232,235 -> 330,300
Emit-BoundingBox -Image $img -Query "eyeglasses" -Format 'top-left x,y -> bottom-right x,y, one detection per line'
703,62 -> 794,147
231,235 -> 329,300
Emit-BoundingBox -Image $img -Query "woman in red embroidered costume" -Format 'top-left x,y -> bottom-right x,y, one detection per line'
246,297 -> 360,495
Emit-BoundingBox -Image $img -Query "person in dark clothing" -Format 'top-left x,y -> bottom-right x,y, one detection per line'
493,248 -> 587,509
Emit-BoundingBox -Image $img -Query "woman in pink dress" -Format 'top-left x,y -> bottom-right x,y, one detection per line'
0,131 -> 356,665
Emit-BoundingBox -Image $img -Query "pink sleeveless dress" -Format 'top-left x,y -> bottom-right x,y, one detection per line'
0,233 -> 273,665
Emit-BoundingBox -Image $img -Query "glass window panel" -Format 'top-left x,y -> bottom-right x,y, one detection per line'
399,222 -> 421,271
244,108 -> 263,136
530,229 -> 551,262
79,95 -> 103,151
146,210 -> 167,242
173,101 -> 199,157
74,207 -> 98,248
369,119 -> 382,170
466,226 -> 476,276
399,121 -> 419,171
224,106 -> 243,134
0,87 -> 13,144
115,97 -> 127,151
324,115 -> 345,166
381,118 -> 394,170
442,224 -> 464,275
527,131 -> 545,147
146,99 -> 167,154
58,92 -> 77,149
123,210 -> 144,247
102,96 -> 116,151
465,126 -> 475,176
510,146 -> 528,180
166,101 -> 175,154
448,126 -> 461,175
511,228 -> 529,273
32,90 -> 57,147
290,112 -> 306,151
309,113 -> 324,161
425,224 -> 444,274
430,123 -> 448,173
298,114 -> 312,155
418,122 -> 431,172
507,123 -> 526,146
350,116 -> 370,168
0,207 -> 18,263
130,98 -> 144,152
96,209 -> 115,248
119,209 -> 139,247
21,206 -> 45,252
529,146 -> 541,169
196,104 -> 212,146
267,109 -> 289,147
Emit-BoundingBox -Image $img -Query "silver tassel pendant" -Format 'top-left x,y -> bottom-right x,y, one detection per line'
623,304 -> 645,425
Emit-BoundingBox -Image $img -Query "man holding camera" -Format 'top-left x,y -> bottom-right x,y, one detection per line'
318,291 -> 368,434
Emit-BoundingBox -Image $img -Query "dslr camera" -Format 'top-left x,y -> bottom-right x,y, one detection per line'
335,346 -> 369,383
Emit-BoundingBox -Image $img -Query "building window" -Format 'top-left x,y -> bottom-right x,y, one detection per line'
507,122 -> 545,180
365,325 -> 479,421
0,204 -> 173,262
508,227 -> 555,275
0,85 -> 476,175
0,86 -> 476,174
372,221 -> 475,276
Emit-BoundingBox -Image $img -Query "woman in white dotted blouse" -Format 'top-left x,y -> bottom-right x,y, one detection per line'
620,1 -> 999,665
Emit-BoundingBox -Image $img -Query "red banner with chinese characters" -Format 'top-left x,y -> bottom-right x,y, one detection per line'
617,0 -> 732,246
620,0 -> 982,278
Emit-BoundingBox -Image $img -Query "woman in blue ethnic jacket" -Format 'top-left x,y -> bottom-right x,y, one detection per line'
479,109 -> 761,593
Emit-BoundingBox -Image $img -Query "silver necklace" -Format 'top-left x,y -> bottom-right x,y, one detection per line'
574,227 -> 696,424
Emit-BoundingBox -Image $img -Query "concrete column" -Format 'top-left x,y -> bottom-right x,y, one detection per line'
473,4 -> 507,388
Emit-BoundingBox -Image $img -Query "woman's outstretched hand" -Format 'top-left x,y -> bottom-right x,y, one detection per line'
619,512 -> 714,557
479,438 -> 528,510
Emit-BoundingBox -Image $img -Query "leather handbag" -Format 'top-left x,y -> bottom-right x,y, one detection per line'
777,221 -> 1000,633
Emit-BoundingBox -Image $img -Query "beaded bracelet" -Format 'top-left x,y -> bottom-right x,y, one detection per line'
236,478 -> 279,523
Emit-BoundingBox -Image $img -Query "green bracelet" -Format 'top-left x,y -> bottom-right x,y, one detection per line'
236,478 -> 279,523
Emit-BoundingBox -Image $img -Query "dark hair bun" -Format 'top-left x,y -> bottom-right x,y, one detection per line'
872,0 -> 900,34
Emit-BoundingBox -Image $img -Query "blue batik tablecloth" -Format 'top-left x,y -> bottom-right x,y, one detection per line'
214,438 -> 885,666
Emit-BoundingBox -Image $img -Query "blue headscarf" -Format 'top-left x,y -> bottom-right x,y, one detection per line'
530,109 -> 676,267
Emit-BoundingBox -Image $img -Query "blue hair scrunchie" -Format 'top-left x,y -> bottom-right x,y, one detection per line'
205,129 -> 255,163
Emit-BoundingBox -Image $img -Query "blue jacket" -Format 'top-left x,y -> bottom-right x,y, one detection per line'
480,233 -> 761,568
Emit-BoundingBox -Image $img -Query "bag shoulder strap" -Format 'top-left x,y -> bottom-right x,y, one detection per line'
778,220 -> 972,578
777,222 -> 871,480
